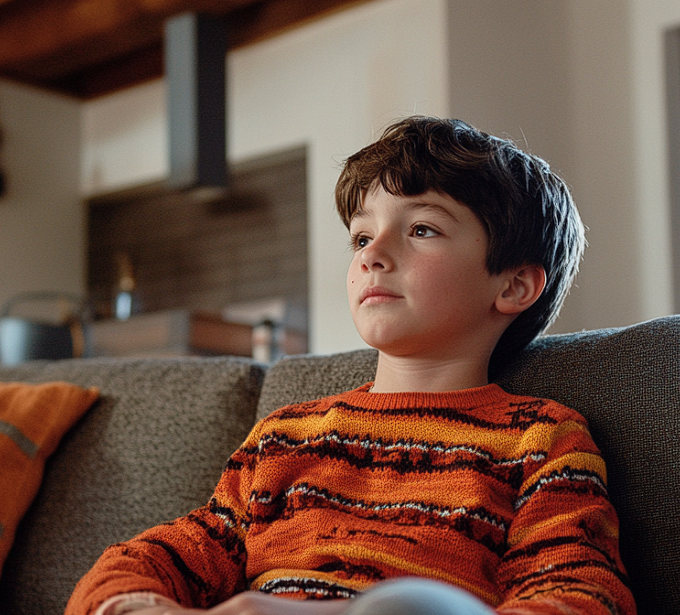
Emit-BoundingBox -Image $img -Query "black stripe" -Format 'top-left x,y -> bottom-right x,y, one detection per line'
508,558 -> 630,590
140,538 -> 212,596
245,431 -> 537,489
516,581 -> 619,615
249,483 -> 508,556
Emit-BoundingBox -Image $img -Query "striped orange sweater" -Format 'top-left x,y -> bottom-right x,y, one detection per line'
67,384 -> 636,615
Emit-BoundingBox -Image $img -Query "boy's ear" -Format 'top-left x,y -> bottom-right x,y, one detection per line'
495,264 -> 546,316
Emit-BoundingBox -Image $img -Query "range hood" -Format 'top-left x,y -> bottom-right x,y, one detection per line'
90,12 -> 228,206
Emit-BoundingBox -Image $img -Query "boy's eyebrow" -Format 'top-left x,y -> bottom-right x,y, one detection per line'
349,208 -> 370,221
350,198 -> 462,224
349,196 -> 460,224
407,200 -> 461,222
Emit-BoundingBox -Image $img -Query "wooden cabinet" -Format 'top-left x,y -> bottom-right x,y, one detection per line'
86,310 -> 306,360
86,310 -> 252,358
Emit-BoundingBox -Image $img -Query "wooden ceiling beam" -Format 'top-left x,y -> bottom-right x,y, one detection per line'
0,0 -> 249,71
0,0 -> 370,98
0,0 -> 154,68
226,0 -> 369,48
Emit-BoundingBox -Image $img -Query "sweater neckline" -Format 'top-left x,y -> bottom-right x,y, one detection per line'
338,382 -> 510,411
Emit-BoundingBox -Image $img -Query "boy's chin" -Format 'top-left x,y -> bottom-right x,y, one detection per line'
360,336 -> 429,359
356,330 -> 405,355
355,321 -> 445,358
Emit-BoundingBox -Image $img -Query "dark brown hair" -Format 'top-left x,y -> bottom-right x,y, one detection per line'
335,116 -> 585,378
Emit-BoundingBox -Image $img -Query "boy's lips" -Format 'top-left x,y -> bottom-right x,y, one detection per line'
360,286 -> 403,305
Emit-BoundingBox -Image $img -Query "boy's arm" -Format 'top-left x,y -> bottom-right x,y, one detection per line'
495,417 -> 637,615
66,456 -> 253,615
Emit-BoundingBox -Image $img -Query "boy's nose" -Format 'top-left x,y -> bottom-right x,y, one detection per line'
360,236 -> 395,272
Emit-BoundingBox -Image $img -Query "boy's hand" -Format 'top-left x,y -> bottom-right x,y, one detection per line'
207,593 -> 348,615
117,593 -> 349,615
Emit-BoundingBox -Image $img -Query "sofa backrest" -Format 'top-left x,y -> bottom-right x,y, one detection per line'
0,356 -> 265,615
256,316 -> 680,615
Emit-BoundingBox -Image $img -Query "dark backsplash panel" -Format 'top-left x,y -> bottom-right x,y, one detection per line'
87,147 -> 307,326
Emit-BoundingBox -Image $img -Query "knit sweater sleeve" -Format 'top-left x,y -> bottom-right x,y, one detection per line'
495,406 -> 636,615
65,444 -> 256,615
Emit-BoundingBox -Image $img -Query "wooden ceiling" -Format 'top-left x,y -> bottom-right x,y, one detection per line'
0,0 -> 367,99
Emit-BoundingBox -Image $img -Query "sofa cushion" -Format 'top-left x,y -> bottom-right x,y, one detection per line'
0,381 -> 99,576
0,356 -> 265,615
256,316 -> 680,615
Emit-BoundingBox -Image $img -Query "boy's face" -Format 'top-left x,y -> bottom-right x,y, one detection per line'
347,185 -> 510,361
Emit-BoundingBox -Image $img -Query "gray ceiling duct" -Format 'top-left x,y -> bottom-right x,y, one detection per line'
90,12 -> 228,206
165,12 -> 227,196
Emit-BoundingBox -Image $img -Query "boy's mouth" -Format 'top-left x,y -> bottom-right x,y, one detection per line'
360,286 -> 403,305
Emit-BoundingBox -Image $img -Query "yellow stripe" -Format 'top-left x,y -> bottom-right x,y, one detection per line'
313,544 -> 501,605
509,507 -> 620,547
263,409 -> 589,462
518,420 -> 592,451
521,451 -> 608,492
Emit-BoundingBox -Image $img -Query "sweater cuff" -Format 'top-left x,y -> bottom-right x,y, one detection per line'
94,592 -> 180,615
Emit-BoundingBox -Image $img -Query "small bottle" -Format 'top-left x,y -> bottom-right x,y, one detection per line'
252,319 -> 282,363
113,253 -> 137,320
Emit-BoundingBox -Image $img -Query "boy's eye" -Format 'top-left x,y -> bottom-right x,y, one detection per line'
349,234 -> 370,250
412,225 -> 438,238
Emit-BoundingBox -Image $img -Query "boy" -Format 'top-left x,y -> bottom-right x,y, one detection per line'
66,117 -> 635,615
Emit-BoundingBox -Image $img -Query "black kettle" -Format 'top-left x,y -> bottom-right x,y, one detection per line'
0,292 -> 87,365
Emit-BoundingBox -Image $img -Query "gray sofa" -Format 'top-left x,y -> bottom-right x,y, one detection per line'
0,316 -> 678,615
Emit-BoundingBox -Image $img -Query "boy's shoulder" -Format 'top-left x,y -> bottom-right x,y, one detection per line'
498,388 -> 589,426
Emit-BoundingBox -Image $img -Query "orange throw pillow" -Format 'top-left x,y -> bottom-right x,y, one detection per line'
0,381 -> 99,576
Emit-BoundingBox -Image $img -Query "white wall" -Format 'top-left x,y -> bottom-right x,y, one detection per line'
0,80 -> 84,314
560,0 -> 645,331
559,0 -> 680,331
81,0 -> 450,354
81,81 -> 167,193
629,0 -> 680,319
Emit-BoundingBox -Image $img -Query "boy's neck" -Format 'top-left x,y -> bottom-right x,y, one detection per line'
370,352 -> 491,393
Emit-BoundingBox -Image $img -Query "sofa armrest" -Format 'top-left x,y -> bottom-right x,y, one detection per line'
0,356 -> 265,615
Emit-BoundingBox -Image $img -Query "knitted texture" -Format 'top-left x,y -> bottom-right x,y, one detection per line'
67,384 -> 635,615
